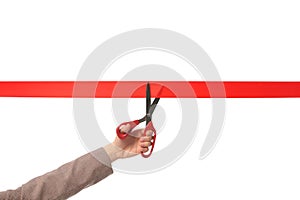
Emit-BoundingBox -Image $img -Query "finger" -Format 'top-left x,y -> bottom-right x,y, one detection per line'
140,136 -> 152,142
145,130 -> 153,136
140,142 -> 151,148
120,124 -> 131,133
141,147 -> 149,153
129,128 -> 144,138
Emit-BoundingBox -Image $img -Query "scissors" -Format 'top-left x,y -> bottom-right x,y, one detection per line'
116,82 -> 160,158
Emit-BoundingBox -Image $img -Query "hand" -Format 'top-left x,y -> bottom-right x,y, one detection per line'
104,124 -> 153,162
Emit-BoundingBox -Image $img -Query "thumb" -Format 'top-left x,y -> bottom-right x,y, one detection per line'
119,124 -> 131,133
128,128 -> 145,138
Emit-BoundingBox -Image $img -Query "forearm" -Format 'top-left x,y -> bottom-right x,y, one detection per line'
0,147 -> 113,200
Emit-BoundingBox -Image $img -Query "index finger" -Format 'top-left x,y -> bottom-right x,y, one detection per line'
145,130 -> 153,136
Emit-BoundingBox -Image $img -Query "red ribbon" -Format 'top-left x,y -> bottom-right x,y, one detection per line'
1,81 -> 300,98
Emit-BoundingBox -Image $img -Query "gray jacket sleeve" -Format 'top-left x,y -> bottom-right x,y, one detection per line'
0,148 -> 113,200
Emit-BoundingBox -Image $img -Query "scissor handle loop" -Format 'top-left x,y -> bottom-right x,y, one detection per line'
116,120 -> 140,139
141,121 -> 156,158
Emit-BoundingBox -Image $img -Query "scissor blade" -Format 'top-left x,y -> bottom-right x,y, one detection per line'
149,98 -> 160,116
146,82 -> 151,125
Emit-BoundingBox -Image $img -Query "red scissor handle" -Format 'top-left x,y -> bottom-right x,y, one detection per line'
116,120 -> 140,139
141,121 -> 156,158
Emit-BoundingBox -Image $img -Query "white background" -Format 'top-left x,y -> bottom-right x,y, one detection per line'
1,1 -> 300,199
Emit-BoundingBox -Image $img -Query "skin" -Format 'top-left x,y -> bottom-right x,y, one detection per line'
104,124 -> 153,162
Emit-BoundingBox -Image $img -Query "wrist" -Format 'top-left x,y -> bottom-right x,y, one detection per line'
104,143 -> 122,162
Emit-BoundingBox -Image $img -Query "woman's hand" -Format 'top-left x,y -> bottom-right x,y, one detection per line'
104,125 -> 153,162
